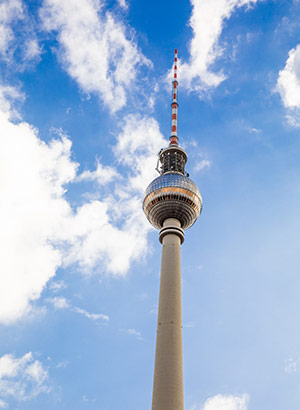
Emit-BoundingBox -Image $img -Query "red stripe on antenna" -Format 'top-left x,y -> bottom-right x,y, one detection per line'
170,49 -> 179,145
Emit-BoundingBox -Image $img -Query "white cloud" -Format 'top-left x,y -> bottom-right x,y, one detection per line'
47,297 -> 70,310
0,0 -> 41,65
23,38 -> 41,61
0,83 -> 24,115
192,394 -> 249,410
114,114 -> 167,192
72,307 -> 109,321
63,198 -> 149,275
49,280 -> 67,292
274,16 -> 299,37
40,0 -> 150,112
285,112 -> 300,127
0,352 -> 50,402
0,399 -> 7,408
46,297 -> 109,321
55,360 -> 69,369
0,0 -> 23,57
276,44 -> 300,125
77,160 -> 119,185
65,114 -> 165,274
0,85 -> 165,324
194,159 -> 211,172
179,0 -> 260,94
249,127 -> 261,134
121,328 -> 143,341
81,394 -> 96,403
0,111 -> 76,324
0,112 -> 84,322
117,0 -> 129,10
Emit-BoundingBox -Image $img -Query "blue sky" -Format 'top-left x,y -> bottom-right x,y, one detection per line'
1,0 -> 300,409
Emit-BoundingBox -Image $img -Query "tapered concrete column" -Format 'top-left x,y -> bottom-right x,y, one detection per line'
152,218 -> 184,410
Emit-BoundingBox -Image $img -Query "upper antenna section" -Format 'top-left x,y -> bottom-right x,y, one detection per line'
170,49 -> 178,146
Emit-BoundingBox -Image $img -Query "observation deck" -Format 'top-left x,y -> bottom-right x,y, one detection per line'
143,173 -> 202,230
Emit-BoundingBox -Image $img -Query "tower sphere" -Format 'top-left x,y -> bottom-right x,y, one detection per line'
143,171 -> 202,230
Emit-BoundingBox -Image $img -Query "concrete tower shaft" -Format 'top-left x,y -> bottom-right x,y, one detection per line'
152,218 -> 184,410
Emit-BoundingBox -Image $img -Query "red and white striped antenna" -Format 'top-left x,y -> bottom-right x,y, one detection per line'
170,49 -> 178,145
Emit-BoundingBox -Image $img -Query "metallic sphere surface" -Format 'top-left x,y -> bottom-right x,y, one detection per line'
143,173 -> 202,230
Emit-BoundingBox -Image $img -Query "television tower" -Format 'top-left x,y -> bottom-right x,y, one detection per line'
143,50 -> 202,410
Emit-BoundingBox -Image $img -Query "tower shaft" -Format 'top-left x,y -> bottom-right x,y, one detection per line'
152,218 -> 184,410
144,49 -> 202,410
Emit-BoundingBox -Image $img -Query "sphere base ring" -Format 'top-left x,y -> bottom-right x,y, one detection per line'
159,225 -> 184,244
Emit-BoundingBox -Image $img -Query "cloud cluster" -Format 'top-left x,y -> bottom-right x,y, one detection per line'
0,0 -> 24,57
0,83 -> 24,115
203,394 -> 249,410
191,394 -> 249,410
40,0 -> 150,112
0,0 -> 40,65
0,352 -> 50,406
66,114 -> 166,274
0,90 -> 165,324
276,44 -> 300,125
0,111 -> 76,323
180,0 -> 259,94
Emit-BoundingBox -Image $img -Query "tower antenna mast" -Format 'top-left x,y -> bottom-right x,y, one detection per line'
170,49 -> 179,145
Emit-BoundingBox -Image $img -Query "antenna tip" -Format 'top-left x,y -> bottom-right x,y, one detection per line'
175,49 -> 178,54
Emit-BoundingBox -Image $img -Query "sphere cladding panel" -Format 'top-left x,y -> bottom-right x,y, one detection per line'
143,173 -> 202,230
